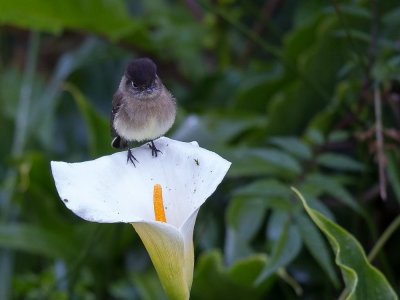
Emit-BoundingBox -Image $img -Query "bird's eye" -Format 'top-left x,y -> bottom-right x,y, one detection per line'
131,81 -> 138,89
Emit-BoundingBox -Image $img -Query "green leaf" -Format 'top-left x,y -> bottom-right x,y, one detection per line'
333,29 -> 371,44
32,38 -> 119,150
303,195 -> 336,221
292,188 -> 398,300
382,7 -> 400,27
317,153 -> 364,172
256,217 -> 302,285
233,179 -> 291,198
232,68 -> 285,111
0,224 -> 78,259
269,136 -> 312,160
0,0 -> 143,40
327,130 -> 350,142
305,128 -> 325,145
142,0 -> 208,78
226,148 -> 301,179
265,15 -> 347,135
302,173 -> 363,214
387,150 -> 400,205
63,83 -> 111,157
131,270 -> 168,300
172,113 -> 266,148
224,227 -> 254,266
191,250 -> 274,300
266,210 -> 289,242
327,4 -> 371,19
296,214 -> 338,286
232,179 -> 293,211
227,196 -> 267,241
0,67 -> 44,120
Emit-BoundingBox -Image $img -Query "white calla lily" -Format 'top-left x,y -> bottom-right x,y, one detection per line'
51,137 -> 231,300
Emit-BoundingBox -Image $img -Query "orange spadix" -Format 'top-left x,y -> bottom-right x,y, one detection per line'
153,184 -> 166,222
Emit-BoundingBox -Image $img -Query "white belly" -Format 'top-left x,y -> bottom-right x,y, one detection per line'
114,115 -> 174,142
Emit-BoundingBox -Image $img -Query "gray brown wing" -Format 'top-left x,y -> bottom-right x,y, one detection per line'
110,91 -> 128,148
110,91 -> 123,138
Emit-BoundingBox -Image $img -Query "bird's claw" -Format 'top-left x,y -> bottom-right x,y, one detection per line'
127,148 -> 139,166
148,141 -> 162,157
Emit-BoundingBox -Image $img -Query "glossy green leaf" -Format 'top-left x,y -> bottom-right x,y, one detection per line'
0,0 -> 142,40
384,3 -> 400,22
269,136 -> 312,160
233,179 -> 291,198
32,38 -> 117,150
265,14 -> 346,135
387,150 -> 400,204
227,196 -> 266,241
266,210 -> 289,242
131,270 -> 168,300
333,29 -> 371,44
293,188 -> 397,300
305,128 -> 325,145
302,195 -> 335,221
296,214 -> 338,286
0,224 -> 78,259
317,153 -> 364,172
172,113 -> 266,148
232,69 -> 285,111
191,250 -> 274,300
256,217 -> 302,285
224,227 -> 254,266
302,173 -> 363,214
63,83 -> 111,157
327,130 -> 350,143
325,4 -> 371,19
232,179 -> 293,211
226,148 -> 301,179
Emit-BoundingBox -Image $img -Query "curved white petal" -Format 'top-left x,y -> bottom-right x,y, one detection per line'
131,208 -> 200,300
51,137 -> 230,227
132,221 -> 190,300
179,208 -> 199,290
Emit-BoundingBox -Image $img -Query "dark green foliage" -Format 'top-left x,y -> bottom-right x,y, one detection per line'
1,0 -> 400,299
294,189 -> 397,300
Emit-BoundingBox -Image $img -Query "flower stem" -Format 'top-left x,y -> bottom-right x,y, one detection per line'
368,215 -> 400,262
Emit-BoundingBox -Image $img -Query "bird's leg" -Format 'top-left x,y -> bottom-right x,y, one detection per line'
148,140 -> 162,157
127,142 -> 139,166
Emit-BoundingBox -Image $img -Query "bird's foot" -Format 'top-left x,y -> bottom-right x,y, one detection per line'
148,140 -> 162,157
127,147 -> 139,166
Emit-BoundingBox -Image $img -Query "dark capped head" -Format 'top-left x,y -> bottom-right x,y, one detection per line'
125,58 -> 157,91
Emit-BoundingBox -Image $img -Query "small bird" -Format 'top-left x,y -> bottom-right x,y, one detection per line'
110,58 -> 176,165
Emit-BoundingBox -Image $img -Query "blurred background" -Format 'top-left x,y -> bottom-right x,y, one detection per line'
1,0 -> 400,299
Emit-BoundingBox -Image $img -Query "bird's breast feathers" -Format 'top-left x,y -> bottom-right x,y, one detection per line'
113,93 -> 176,142
114,115 -> 174,142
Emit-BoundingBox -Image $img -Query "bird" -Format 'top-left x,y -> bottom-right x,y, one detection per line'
110,58 -> 176,165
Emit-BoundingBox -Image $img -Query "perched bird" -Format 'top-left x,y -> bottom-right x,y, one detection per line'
110,58 -> 176,165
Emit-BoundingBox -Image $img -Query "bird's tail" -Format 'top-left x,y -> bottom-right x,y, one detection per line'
111,136 -> 129,149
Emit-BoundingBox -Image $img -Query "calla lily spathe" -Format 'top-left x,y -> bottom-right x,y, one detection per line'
51,137 -> 231,300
